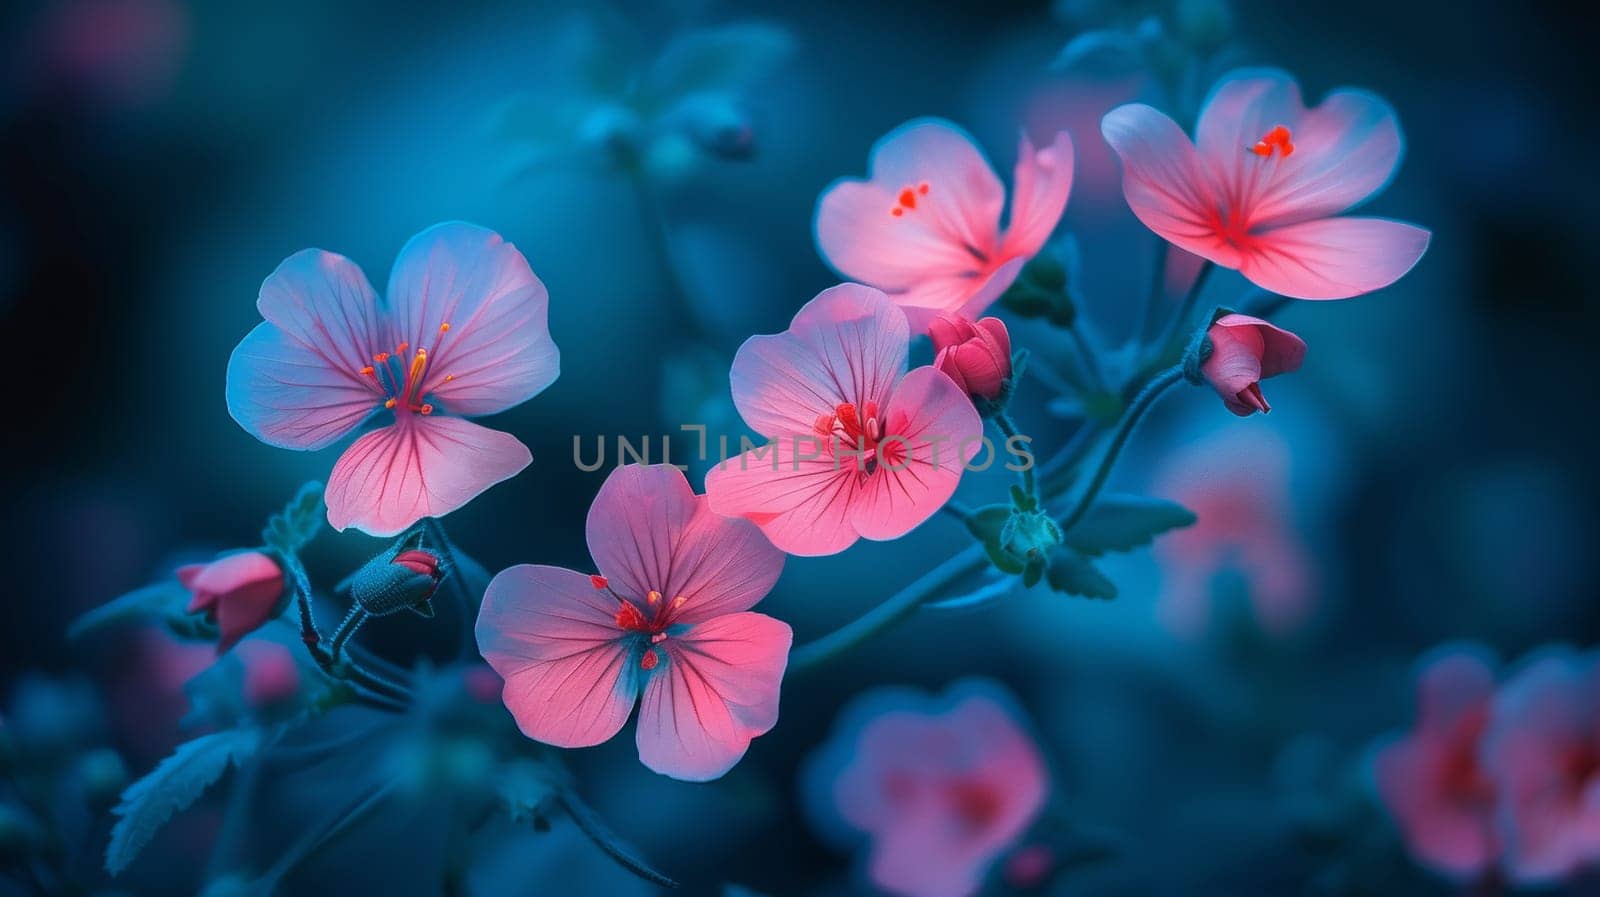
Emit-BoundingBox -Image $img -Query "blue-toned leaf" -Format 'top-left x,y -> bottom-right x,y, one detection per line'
69,581 -> 216,642
1045,547 -> 1117,600
643,24 -> 794,106
1051,29 -> 1142,75
1062,494 -> 1197,556
262,482 -> 325,554
106,728 -> 261,875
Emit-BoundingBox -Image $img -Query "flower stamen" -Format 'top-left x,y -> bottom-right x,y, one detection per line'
1249,125 -> 1295,158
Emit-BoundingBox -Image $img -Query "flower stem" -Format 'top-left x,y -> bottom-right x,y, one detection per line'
1158,260 -> 1214,356
328,606 -> 368,662
629,171 -> 700,337
423,517 -> 479,660
790,545 -> 989,672
1135,237 -> 1170,345
284,552 -> 410,708
1066,320 -> 1109,392
1056,365 -> 1185,533
992,412 -> 1035,500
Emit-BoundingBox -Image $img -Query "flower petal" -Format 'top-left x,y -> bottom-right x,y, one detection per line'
704,439 -> 862,557
226,250 -> 386,450
1248,89 -> 1403,229
895,255 -> 1029,330
1241,217 -> 1430,299
851,366 -> 981,541
584,464 -> 784,620
729,284 -> 909,438
476,564 -> 639,748
1002,130 -> 1075,261
324,415 -> 532,536
384,222 -> 560,416
1101,104 -> 1236,267
635,611 -> 792,781
817,119 -> 1005,292
1194,68 -> 1305,218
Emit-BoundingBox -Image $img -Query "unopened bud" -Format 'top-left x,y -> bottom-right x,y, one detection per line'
1001,510 -> 1063,565
351,543 -> 445,618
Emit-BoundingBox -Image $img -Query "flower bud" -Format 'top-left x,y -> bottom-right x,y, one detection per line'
350,543 -> 445,618
1000,509 -> 1062,565
930,315 -> 1013,402
1200,314 -> 1307,416
680,96 -> 757,161
178,552 -> 286,654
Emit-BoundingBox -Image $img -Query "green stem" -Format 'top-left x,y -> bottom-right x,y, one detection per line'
941,502 -> 976,525
1159,260 -> 1214,355
423,517 -> 478,659
1066,321 -> 1108,392
1038,420 -> 1105,498
1057,365 -> 1185,533
284,553 -> 410,708
629,171 -> 700,337
328,606 -> 367,662
1135,237 -> 1170,345
790,545 -> 989,672
993,413 -> 1035,500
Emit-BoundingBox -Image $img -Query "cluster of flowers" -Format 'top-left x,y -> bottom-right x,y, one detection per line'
207,68 -> 1425,794
1375,645 -> 1600,887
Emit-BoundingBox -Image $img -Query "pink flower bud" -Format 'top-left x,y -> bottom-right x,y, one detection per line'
929,314 -> 1013,401
177,551 -> 286,654
393,549 -> 441,581
1200,314 -> 1307,416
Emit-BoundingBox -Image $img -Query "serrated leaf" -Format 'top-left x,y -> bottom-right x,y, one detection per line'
963,504 -> 1024,574
106,729 -> 261,875
558,791 -> 679,888
1062,494 -> 1197,557
1044,547 -> 1117,600
69,582 -> 216,642
643,24 -> 794,107
262,482 -> 325,554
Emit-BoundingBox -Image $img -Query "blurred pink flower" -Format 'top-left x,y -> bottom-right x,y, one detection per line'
1373,647 -> 1500,880
19,0 -> 188,109
227,222 -> 559,537
1482,651 -> 1600,885
816,119 -> 1074,328
179,551 -> 285,653
1200,313 -> 1306,416
704,285 -> 981,556
1102,68 -> 1429,300
1152,430 -> 1315,637
929,315 -> 1012,402
239,641 -> 301,708
477,465 -> 791,782
809,682 -> 1049,897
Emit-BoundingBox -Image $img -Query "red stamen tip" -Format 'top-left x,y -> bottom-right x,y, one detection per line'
590,574 -> 609,589
898,188 -> 917,209
647,590 -> 662,605
917,182 -> 929,195
640,649 -> 659,671
891,207 -> 904,217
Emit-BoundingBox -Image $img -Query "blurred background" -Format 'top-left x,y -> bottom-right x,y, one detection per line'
3,0 -> 1597,895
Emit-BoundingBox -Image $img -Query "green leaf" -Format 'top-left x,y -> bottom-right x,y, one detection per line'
106,729 -> 261,875
1062,494 -> 1197,557
558,792 -> 679,888
69,582 -> 217,642
1044,547 -> 1118,600
963,504 -> 1024,574
262,482 -> 325,554
643,24 -> 794,106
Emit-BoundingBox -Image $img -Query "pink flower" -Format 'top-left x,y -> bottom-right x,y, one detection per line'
929,315 -> 1013,402
227,222 -> 559,537
816,119 -> 1074,328
1101,68 -> 1429,300
476,464 -> 791,782
1200,313 -> 1306,416
1373,647 -> 1500,881
178,551 -> 286,653
807,681 -> 1049,897
1152,429 -> 1315,638
704,285 -> 982,556
1482,651 -> 1600,885
239,641 -> 302,708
